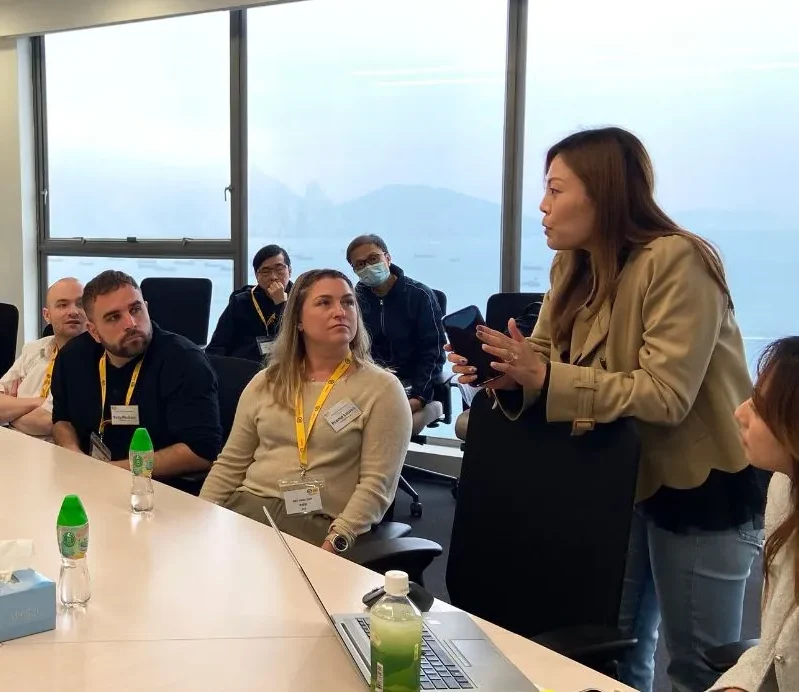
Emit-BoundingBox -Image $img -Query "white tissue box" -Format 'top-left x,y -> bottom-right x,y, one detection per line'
0,569 -> 56,642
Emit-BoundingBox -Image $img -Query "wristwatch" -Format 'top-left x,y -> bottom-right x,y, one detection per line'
327,532 -> 350,553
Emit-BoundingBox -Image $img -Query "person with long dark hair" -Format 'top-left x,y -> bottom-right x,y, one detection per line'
449,127 -> 767,692
711,337 -> 799,692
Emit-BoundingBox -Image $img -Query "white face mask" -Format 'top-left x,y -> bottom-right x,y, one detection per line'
356,263 -> 391,287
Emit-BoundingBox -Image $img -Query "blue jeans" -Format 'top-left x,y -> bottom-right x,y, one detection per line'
617,510 -> 763,692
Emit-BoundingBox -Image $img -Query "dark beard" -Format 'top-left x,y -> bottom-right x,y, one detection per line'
106,330 -> 152,359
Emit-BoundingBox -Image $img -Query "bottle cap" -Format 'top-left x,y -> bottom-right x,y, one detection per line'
130,427 -> 153,452
57,494 -> 88,527
384,570 -> 409,597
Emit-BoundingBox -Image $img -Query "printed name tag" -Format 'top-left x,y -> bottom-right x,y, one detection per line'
323,399 -> 362,433
111,405 -> 140,426
279,477 -> 324,516
256,337 -> 272,357
89,433 -> 112,462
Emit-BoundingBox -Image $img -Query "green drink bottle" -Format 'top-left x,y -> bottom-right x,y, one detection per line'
370,570 -> 422,692
56,494 -> 91,606
129,427 -> 155,513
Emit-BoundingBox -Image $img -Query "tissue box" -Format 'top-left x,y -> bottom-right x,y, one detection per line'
0,569 -> 56,642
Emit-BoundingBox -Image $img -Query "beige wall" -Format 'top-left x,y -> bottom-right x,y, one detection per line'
0,38 -> 38,352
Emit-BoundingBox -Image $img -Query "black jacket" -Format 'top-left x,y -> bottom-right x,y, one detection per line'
356,265 -> 445,403
206,282 -> 292,362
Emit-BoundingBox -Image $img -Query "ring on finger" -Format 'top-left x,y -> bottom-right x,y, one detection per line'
503,349 -> 518,364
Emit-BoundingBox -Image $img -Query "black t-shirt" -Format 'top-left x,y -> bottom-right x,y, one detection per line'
51,324 -> 222,463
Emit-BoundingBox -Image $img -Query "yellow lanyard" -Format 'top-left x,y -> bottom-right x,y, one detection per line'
39,344 -> 59,399
294,353 -> 352,475
251,287 -> 277,331
98,353 -> 144,436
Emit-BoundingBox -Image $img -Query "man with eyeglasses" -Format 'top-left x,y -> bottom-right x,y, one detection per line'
347,234 -> 445,424
207,244 -> 293,362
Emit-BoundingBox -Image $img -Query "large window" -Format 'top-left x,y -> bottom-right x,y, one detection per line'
44,12 -> 231,240
46,257 -> 233,331
247,0 -> 508,315
521,0 -> 799,370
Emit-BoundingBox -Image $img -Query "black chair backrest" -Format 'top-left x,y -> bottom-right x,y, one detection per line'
446,390 -> 640,639
432,289 -> 447,316
0,303 -> 19,376
485,292 -> 544,333
141,277 -> 212,346
206,354 -> 263,445
42,323 -> 54,338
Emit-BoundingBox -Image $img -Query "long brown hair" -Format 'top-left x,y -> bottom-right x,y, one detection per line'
545,127 -> 732,347
263,269 -> 373,409
754,337 -> 799,605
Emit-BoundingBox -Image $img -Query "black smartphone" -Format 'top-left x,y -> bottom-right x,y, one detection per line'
442,305 -> 501,387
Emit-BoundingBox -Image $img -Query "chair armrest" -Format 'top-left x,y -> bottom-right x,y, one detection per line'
434,371 -> 456,386
531,624 -> 638,663
363,522 -> 413,541
347,537 -> 443,586
702,639 -> 760,673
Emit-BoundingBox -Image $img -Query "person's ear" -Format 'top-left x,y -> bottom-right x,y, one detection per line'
86,321 -> 102,344
42,306 -> 51,324
385,252 -> 392,265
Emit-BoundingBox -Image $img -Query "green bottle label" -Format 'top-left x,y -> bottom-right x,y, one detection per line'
370,617 -> 422,692
58,523 -> 89,560
130,449 -> 154,478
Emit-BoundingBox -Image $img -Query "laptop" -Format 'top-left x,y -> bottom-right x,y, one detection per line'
261,506 -> 537,691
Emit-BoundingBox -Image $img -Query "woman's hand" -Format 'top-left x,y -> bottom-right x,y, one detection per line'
321,540 -> 336,553
476,319 -> 548,391
445,344 -> 517,390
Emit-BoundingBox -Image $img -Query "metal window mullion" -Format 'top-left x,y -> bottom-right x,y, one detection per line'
31,35 -> 49,332
230,9 -> 248,289
40,238 -> 237,260
499,0 -> 528,293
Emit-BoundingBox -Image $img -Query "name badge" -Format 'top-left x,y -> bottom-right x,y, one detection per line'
323,399 -> 361,433
89,433 -> 112,462
256,336 -> 272,357
110,405 -> 140,426
278,477 -> 324,516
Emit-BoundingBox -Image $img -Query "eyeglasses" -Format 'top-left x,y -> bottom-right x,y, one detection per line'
351,253 -> 384,272
257,263 -> 289,277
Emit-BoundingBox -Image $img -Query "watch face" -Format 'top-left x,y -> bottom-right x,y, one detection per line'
332,535 -> 348,552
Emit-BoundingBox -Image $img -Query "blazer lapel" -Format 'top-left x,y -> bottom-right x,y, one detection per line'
570,298 -> 612,365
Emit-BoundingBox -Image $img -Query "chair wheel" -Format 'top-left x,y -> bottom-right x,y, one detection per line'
410,501 -> 423,518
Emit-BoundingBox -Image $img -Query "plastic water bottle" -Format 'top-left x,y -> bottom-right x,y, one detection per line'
56,494 -> 91,607
370,570 -> 423,692
129,427 -> 155,513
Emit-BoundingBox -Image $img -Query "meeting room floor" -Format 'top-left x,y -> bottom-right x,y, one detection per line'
396,469 -> 764,692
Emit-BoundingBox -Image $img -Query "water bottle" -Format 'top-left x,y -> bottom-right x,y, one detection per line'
56,494 -> 91,607
370,570 -> 423,692
129,427 -> 155,513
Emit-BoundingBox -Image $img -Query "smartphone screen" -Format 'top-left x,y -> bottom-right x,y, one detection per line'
442,305 -> 501,386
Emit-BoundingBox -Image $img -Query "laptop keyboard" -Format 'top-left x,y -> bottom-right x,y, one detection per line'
356,617 -> 474,689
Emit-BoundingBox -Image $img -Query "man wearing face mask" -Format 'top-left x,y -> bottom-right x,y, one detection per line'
347,235 -> 445,418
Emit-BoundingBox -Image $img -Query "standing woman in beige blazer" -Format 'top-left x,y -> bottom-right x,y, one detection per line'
449,127 -> 768,692
711,337 -> 799,692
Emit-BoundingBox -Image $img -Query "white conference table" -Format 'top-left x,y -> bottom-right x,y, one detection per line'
0,429 -> 634,692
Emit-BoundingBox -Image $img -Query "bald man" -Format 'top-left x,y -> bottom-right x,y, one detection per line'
0,278 -> 86,437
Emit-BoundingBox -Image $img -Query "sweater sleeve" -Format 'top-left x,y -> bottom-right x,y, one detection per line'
330,373 -> 412,542
200,374 -> 262,504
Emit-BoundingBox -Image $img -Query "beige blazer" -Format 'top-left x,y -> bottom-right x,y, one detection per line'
710,472 -> 798,692
502,234 -> 752,501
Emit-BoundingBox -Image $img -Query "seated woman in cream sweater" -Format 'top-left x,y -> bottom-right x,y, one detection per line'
711,336 -> 799,692
200,269 -> 412,554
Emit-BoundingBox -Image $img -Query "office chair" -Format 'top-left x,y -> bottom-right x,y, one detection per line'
42,323 -> 54,338
702,639 -> 760,673
396,288 -> 458,517
446,389 -> 640,678
167,354 -> 262,497
141,277 -> 213,347
0,303 -> 19,376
